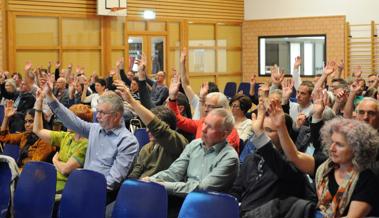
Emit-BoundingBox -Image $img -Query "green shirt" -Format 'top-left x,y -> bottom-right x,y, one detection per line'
51,131 -> 88,192
150,138 -> 239,195
129,117 -> 188,179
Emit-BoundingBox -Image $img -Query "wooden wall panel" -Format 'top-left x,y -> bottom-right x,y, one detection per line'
0,0 -> 4,71
7,0 -> 243,21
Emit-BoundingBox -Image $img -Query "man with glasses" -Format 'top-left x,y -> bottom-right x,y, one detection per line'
167,77 -> 240,152
355,97 -> 379,130
43,82 -> 139,203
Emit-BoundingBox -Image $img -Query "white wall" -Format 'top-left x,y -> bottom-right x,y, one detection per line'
245,0 -> 379,24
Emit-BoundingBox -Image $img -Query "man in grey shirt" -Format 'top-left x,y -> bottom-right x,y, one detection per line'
43,84 -> 139,202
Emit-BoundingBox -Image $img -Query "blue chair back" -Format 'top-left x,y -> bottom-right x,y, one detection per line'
0,162 -> 12,218
223,82 -> 237,99
3,144 -> 19,162
179,191 -> 239,218
59,169 -> 106,218
112,179 -> 167,218
237,82 -> 251,96
14,161 -> 56,218
134,128 -> 149,149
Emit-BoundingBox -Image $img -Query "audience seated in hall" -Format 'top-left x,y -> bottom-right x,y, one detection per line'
42,74 -> 138,203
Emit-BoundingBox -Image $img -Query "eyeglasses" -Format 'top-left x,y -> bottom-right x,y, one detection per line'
96,110 -> 114,116
356,110 -> 377,117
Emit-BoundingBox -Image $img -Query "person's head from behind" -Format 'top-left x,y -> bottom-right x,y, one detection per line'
201,108 -> 234,148
296,81 -> 314,107
207,82 -> 219,93
320,118 -> 378,171
70,104 -> 93,122
96,91 -> 124,130
204,92 -> 229,116
355,97 -> 379,130
95,78 -> 107,94
5,79 -> 17,93
229,94 -> 252,118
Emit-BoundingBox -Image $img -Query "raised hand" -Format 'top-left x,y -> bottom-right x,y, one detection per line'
312,88 -> 327,118
138,54 -> 147,72
323,61 -> 335,76
24,61 -> 33,72
4,100 -> 15,118
35,88 -> 45,101
199,82 -> 209,99
353,65 -> 362,78
168,73 -> 180,99
114,80 -> 133,103
251,97 -> 266,135
267,99 -> 286,130
294,56 -> 302,69
180,48 -> 187,64
270,65 -> 284,85
55,61 -> 61,69
295,113 -> 307,129
349,80 -> 361,94
337,59 -> 344,73
258,83 -> 269,97
116,57 -> 124,69
281,78 -> 294,100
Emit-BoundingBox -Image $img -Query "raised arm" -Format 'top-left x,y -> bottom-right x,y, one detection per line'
343,81 -> 360,118
179,48 -> 197,102
1,100 -> 15,132
313,61 -> 335,94
33,88 -> 52,144
292,56 -> 302,90
269,99 -> 316,175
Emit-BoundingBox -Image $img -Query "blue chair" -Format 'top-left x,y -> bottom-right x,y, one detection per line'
237,82 -> 251,96
178,191 -> 239,218
134,128 -> 149,149
223,82 -> 237,99
14,161 -> 56,218
0,162 -> 11,218
3,144 -> 19,162
112,179 -> 167,218
59,169 -> 106,218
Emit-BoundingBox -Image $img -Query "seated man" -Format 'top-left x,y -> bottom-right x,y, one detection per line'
113,80 -> 187,178
42,78 -> 139,202
144,108 -> 239,216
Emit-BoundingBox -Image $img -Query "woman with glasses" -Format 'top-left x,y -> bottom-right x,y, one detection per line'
0,100 -> 55,169
229,93 -> 253,142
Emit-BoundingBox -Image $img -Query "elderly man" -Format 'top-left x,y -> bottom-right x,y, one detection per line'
355,97 -> 379,130
43,80 -> 138,202
144,108 -> 239,217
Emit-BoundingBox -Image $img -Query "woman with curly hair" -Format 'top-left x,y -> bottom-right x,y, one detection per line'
268,99 -> 379,218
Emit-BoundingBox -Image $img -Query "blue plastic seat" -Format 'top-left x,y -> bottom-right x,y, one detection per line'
59,169 -> 107,218
112,179 -> 167,218
3,144 -> 19,162
224,82 -> 237,99
14,161 -> 56,218
0,105 -> 4,125
237,82 -> 251,96
134,128 -> 149,149
0,162 -> 12,218
178,191 -> 239,218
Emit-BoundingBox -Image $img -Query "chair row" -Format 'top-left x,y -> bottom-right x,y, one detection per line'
0,161 -> 239,218
224,82 -> 252,99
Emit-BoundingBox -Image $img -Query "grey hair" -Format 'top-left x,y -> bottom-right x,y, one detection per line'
269,88 -> 283,97
356,97 -> 379,112
320,117 -> 379,171
209,108 -> 235,134
206,92 -> 230,110
98,91 -> 124,114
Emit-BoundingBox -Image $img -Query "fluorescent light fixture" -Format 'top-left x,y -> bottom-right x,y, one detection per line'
128,38 -> 133,43
143,10 -> 156,20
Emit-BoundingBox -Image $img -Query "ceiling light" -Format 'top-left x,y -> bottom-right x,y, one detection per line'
143,10 -> 156,20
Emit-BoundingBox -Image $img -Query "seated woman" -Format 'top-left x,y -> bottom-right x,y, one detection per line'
229,93 -> 253,142
0,100 -> 55,169
81,78 -> 106,111
33,89 -> 91,193
268,99 -> 379,217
